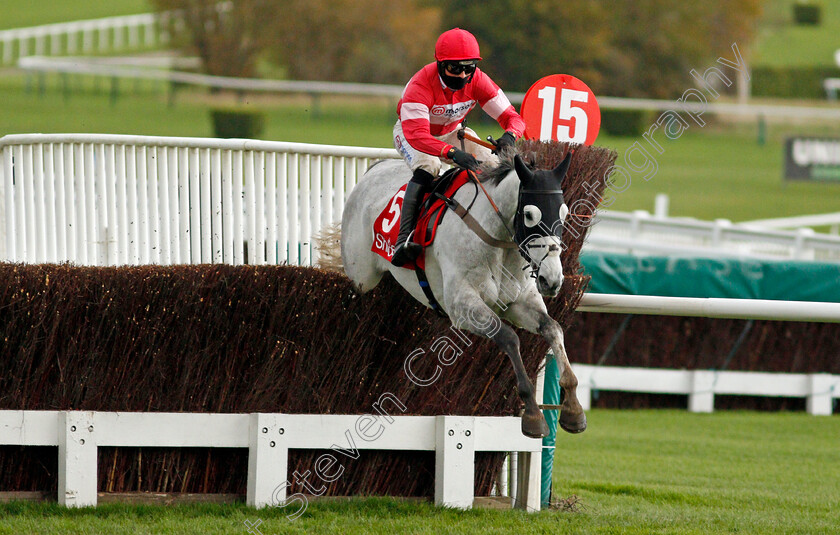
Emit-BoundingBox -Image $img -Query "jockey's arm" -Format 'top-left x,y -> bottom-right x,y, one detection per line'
475,72 -> 526,139
399,106 -> 454,159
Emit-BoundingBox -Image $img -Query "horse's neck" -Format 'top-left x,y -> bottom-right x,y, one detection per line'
482,171 -> 519,236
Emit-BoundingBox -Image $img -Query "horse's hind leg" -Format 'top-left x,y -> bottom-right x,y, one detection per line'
450,295 -> 549,439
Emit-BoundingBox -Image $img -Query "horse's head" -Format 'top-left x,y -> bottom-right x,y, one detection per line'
512,152 -> 571,297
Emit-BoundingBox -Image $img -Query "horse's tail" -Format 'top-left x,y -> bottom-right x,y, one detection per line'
314,223 -> 344,273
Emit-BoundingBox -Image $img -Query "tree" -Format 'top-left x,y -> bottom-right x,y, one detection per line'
437,0 -> 612,93
272,0 -> 440,84
437,0 -> 762,98
151,0 -> 282,78
599,0 -> 762,98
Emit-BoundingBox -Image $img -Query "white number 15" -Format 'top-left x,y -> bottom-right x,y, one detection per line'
537,86 -> 588,144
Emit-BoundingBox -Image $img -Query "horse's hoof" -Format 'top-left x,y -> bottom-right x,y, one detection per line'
521,412 -> 550,438
559,410 -> 587,434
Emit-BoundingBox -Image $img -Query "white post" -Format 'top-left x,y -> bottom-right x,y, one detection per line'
244,150 -> 257,264
654,193 -> 669,219
200,148 -> 212,263
43,144 -> 58,263
221,149 -> 234,263
299,155 -> 311,266
515,444 -> 542,512
287,154 -> 299,264
576,365 -> 593,412
265,152 -> 277,264
189,148 -> 202,262
2,146 -> 14,261
58,411 -> 98,507
434,415 -> 475,509
254,151 -> 266,265
157,147 -> 172,265
807,374 -> 835,416
247,413 -> 289,508
233,150 -> 244,265
689,370 -> 716,413
210,148 -> 223,263
166,147 -> 180,264
146,146 -> 161,264
177,147 -> 191,263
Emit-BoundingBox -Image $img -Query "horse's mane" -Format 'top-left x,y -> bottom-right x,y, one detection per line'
480,139 -> 574,186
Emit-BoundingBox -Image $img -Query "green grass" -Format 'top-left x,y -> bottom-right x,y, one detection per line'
1,410 -> 838,534
0,0 -> 152,30
752,0 -> 840,67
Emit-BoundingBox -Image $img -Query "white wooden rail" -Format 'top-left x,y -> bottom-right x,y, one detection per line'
575,365 -> 839,415
0,411 -> 542,510
0,13 -> 173,65
0,134 -> 400,266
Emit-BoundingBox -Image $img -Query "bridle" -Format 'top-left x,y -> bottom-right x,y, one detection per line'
436,168 -> 567,279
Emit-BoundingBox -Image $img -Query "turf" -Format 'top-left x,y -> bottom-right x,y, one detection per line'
0,0 -> 152,31
752,0 -> 840,67
1,410 -> 837,534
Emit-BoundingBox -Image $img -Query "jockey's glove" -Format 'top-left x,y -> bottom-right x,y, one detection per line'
447,148 -> 480,170
494,131 -> 516,153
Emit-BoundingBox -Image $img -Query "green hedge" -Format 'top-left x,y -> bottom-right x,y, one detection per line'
752,65 -> 839,99
793,3 -> 821,25
210,108 -> 265,139
599,108 -> 652,137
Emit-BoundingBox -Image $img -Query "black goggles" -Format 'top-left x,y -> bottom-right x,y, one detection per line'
443,61 -> 477,75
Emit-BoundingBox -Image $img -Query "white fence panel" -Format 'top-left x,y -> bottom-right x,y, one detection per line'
0,134 -> 400,267
0,411 -> 542,510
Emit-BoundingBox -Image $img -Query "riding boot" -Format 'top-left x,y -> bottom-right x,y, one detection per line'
391,169 -> 434,267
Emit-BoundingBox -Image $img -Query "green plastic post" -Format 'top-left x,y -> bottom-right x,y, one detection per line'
541,354 -> 561,507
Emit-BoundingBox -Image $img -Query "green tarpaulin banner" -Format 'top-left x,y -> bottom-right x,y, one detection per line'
580,251 -> 840,302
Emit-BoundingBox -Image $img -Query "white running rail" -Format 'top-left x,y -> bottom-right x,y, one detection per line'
575,365 -> 839,415
0,133 -> 400,266
0,13 -> 174,66
587,209 -> 840,261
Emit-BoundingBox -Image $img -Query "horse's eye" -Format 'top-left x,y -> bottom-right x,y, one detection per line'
559,203 -> 569,222
523,205 -> 541,227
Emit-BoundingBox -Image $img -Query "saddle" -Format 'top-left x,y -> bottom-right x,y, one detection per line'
371,167 -> 471,271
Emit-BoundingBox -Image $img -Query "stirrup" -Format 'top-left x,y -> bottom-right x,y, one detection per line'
392,231 -> 422,266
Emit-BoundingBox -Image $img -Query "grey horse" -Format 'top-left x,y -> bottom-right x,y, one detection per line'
337,150 -> 586,438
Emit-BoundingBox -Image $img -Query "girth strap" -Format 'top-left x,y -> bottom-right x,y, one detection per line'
415,267 -> 447,317
435,193 -> 517,250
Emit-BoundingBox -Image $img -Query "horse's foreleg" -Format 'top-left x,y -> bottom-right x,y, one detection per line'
451,298 -> 549,439
502,298 -> 587,435
537,316 -> 587,434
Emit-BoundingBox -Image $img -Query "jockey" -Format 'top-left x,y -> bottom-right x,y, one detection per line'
391,27 -> 527,267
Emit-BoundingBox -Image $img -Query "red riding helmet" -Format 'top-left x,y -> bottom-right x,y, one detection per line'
434,28 -> 482,62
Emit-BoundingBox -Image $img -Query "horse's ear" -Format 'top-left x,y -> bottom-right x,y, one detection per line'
514,154 -> 533,184
553,151 -> 573,180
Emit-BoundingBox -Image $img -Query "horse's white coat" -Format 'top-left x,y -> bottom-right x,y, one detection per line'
340,156 -> 586,437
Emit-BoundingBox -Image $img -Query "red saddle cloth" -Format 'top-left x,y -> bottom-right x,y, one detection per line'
371,170 -> 470,270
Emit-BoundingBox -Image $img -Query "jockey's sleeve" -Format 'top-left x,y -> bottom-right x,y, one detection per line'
399,103 -> 451,157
